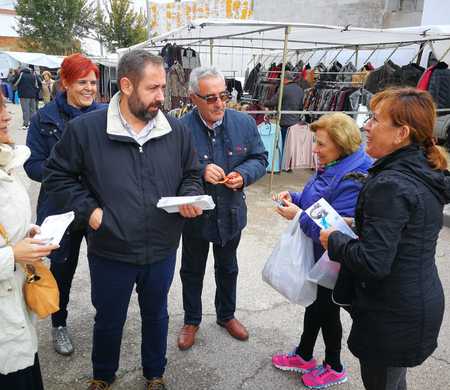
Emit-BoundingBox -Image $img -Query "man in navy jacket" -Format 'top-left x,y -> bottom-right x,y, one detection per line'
43,51 -> 203,390
177,66 -> 268,351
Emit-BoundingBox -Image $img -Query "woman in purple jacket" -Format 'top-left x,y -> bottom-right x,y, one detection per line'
272,113 -> 372,389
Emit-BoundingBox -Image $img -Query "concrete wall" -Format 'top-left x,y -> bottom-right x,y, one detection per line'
252,0 -> 424,28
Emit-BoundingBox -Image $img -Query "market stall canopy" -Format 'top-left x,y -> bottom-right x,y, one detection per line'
118,19 -> 450,78
0,51 -> 64,69
121,19 -> 450,53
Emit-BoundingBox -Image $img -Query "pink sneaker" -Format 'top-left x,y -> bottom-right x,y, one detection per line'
302,363 -> 348,389
272,350 -> 317,373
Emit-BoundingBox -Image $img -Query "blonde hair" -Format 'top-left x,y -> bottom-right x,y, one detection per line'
310,112 -> 362,156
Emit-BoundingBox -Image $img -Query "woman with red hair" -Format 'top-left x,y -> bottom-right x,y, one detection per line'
24,53 -> 104,356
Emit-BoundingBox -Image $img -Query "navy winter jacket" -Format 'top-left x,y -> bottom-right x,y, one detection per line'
24,93 -> 104,262
290,146 -> 372,262
43,105 -> 203,265
24,93 -> 103,224
181,108 -> 268,245
328,144 -> 450,367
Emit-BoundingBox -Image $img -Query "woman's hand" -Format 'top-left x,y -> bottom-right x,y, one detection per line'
343,217 -> 354,227
319,228 -> 337,250
275,199 -> 301,220
27,224 -> 41,238
273,191 -> 292,203
12,238 -> 59,264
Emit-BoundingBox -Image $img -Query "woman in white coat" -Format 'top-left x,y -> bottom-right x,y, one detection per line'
0,92 -> 58,389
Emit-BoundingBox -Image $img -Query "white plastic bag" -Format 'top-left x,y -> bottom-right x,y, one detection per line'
308,251 -> 341,289
262,212 -> 317,306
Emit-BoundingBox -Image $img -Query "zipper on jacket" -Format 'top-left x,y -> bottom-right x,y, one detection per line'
138,145 -> 143,153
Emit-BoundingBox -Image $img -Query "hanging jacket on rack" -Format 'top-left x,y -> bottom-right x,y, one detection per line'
364,60 -> 400,93
392,63 -> 424,87
427,62 -> 450,115
182,48 -> 201,69
244,63 -> 261,94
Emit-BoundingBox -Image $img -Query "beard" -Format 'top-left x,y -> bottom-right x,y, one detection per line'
128,91 -> 162,122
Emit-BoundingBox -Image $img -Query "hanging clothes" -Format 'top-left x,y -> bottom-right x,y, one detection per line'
427,62 -> 450,115
364,60 -> 400,93
282,124 -> 315,170
181,48 -> 201,70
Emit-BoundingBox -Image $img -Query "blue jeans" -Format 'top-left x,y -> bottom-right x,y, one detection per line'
88,253 -> 176,382
180,231 -> 241,325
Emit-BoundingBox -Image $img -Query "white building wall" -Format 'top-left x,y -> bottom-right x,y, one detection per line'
252,0 -> 423,28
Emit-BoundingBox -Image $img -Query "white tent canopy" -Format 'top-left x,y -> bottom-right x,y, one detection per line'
0,51 -> 64,78
119,19 -> 450,77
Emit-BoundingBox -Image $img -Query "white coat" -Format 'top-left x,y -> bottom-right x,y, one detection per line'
0,144 -> 38,375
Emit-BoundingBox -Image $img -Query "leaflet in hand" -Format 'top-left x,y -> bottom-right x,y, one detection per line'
304,198 -> 357,238
34,211 -> 75,245
157,195 -> 215,213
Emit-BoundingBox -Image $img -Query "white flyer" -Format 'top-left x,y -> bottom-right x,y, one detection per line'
157,195 -> 215,213
34,211 -> 75,245
304,198 -> 357,238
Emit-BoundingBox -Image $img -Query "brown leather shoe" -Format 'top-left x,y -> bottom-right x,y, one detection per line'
177,324 -> 199,350
217,318 -> 249,341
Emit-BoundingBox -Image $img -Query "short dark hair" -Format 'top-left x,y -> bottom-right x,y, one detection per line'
117,50 -> 164,92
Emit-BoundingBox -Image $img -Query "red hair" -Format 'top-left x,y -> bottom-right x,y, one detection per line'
370,88 -> 448,171
60,53 -> 99,86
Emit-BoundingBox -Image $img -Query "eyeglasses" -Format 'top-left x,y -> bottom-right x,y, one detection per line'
195,92 -> 230,104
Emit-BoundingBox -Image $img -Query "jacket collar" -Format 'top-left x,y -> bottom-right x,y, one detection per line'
320,145 -> 370,176
0,145 -> 30,182
107,92 -> 172,142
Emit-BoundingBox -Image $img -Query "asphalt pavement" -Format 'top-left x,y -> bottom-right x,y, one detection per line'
8,102 -> 450,390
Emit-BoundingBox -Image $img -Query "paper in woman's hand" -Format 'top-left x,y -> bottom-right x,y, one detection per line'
34,211 -> 75,246
305,198 -> 357,238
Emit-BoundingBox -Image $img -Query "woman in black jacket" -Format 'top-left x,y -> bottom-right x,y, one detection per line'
320,88 -> 450,390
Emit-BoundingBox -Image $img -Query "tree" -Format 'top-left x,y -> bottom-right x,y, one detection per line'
95,0 -> 148,53
15,0 -> 94,55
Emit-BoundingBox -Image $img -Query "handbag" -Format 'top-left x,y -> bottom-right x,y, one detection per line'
22,261 -> 60,319
0,223 -> 60,319
262,212 -> 317,306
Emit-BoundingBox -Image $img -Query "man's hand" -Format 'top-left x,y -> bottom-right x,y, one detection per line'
204,164 -> 226,184
179,204 -> 203,218
13,238 -> 59,264
224,171 -> 244,190
89,208 -> 103,230
319,227 -> 338,250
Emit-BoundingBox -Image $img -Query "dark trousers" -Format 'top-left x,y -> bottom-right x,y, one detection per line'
51,231 -> 84,327
296,286 -> 342,370
88,253 -> 176,383
360,362 -> 407,390
0,354 -> 44,390
180,231 -> 241,325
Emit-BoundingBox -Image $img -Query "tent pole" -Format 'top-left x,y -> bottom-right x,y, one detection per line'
327,48 -> 344,66
354,45 -> 359,69
438,41 -> 450,62
316,49 -> 329,66
269,25 -> 290,192
209,39 -> 214,65
384,43 -> 402,64
363,45 -> 379,65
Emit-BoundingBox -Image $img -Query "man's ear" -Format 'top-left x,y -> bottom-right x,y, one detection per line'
120,77 -> 134,97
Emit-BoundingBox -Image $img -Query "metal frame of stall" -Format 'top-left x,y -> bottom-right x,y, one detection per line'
119,20 -> 450,190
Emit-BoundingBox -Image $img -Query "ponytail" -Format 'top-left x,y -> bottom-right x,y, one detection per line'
424,138 -> 448,170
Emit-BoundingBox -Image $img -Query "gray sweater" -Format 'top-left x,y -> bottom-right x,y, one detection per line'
266,82 -> 304,127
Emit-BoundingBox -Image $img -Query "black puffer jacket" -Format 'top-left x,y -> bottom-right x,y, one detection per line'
329,144 -> 450,367
428,62 -> 450,115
